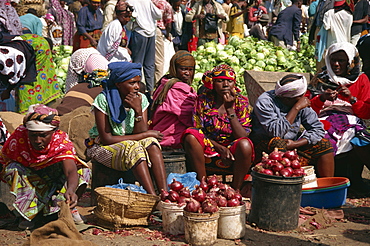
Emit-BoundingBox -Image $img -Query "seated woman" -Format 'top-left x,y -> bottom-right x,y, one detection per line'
182,64 -> 254,192
86,62 -> 167,195
0,104 -> 90,230
250,74 -> 334,177
307,42 -> 370,191
150,50 -> 197,149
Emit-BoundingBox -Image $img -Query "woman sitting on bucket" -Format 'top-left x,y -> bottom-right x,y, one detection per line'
86,61 -> 167,195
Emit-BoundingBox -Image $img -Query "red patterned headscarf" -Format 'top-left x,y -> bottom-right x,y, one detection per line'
202,64 -> 237,90
0,125 -> 81,170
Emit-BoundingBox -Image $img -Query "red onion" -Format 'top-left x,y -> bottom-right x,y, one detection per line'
206,191 -> 218,200
164,199 -> 172,203
291,159 -> 301,169
216,195 -> 228,207
292,168 -> 305,176
262,169 -> 274,176
168,190 -> 180,202
227,198 -> 240,207
199,176 -> 208,191
184,198 -> 201,213
272,163 -> 284,172
280,168 -> 292,177
224,188 -> 236,200
168,179 -> 183,192
281,157 -> 291,167
234,191 -> 242,201
192,186 -> 207,203
217,183 -> 227,191
178,187 -> 191,198
207,175 -> 218,188
177,196 -> 188,206
202,199 -> 219,213
160,189 -> 169,201
209,186 -> 220,193
283,150 -> 298,161
286,167 -> 293,175
269,148 -> 283,161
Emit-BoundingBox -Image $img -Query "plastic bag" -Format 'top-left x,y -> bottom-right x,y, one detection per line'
106,178 -> 147,194
167,172 -> 200,192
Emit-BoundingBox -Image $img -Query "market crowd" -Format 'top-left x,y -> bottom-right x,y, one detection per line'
1,0 -> 370,231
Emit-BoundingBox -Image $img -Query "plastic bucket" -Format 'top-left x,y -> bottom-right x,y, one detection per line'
183,211 -> 220,246
248,171 -> 303,231
162,151 -> 186,176
159,201 -> 185,235
217,204 -> 246,239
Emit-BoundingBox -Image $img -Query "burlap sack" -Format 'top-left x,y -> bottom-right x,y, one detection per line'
59,106 -> 95,162
0,111 -> 23,134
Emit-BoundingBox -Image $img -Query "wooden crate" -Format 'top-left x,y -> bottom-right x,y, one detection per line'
244,70 -> 311,107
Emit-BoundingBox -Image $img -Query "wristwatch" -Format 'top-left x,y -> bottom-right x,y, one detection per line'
227,114 -> 236,120
135,115 -> 143,122
349,97 -> 357,105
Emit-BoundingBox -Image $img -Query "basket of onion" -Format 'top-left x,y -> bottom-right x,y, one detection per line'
249,148 -> 305,231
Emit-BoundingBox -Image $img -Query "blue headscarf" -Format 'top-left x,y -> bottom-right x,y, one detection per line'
102,62 -> 142,124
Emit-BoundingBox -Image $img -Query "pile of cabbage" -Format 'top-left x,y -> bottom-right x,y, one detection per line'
192,34 -> 315,94
52,45 -> 73,93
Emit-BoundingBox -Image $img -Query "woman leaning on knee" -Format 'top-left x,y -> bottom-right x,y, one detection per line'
86,62 -> 167,195
250,74 -> 335,177
182,64 -> 254,193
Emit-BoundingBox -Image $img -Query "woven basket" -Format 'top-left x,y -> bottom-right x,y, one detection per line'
94,187 -> 159,228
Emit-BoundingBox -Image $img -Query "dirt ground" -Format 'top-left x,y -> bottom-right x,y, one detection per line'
0,170 -> 369,246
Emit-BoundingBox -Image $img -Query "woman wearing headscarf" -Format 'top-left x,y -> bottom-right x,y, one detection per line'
150,50 -> 197,149
307,42 -> 370,192
182,64 -> 254,193
86,61 -> 167,195
251,74 -> 335,178
48,0 -> 76,46
57,49 -> 109,115
308,42 -> 370,153
0,104 -> 91,230
65,47 -> 109,92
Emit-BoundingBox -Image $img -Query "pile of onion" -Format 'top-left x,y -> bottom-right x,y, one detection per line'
253,148 -> 305,177
160,176 -> 244,214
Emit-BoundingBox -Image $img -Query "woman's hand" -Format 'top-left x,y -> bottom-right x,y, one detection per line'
223,90 -> 236,110
89,38 -> 98,48
64,188 -> 78,208
294,96 -> 311,110
124,92 -> 142,114
146,130 -> 164,141
214,143 -> 235,163
319,89 -> 337,102
337,85 -> 352,99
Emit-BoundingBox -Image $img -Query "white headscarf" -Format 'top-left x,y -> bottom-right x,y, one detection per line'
275,74 -> 307,98
325,42 -> 360,86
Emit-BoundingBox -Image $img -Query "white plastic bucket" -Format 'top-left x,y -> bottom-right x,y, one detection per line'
183,211 -> 219,246
160,201 -> 185,235
217,204 -> 246,239
302,173 -> 318,188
